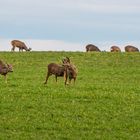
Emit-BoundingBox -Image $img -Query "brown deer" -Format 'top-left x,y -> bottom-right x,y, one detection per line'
110,46 -> 121,52
44,57 -> 77,85
0,60 -> 13,83
125,45 -> 139,52
11,40 -> 31,52
86,44 -> 101,52
62,57 -> 78,84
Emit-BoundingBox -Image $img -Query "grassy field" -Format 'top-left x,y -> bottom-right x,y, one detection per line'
0,51 -> 140,140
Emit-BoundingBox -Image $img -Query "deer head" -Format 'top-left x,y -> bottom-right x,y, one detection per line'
62,57 -> 70,64
7,64 -> 13,72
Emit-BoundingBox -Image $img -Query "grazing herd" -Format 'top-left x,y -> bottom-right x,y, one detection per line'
85,44 -> 139,52
9,40 -> 139,53
0,39 -> 139,84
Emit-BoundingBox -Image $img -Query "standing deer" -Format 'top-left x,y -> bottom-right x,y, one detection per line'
44,57 -> 77,85
11,40 -> 32,52
62,57 -> 78,84
0,60 -> 13,83
44,63 -> 71,85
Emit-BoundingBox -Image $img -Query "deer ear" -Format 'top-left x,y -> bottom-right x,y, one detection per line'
62,57 -> 67,64
62,59 -> 64,63
66,57 -> 70,63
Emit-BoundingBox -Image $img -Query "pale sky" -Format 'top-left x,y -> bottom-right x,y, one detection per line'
0,0 -> 140,51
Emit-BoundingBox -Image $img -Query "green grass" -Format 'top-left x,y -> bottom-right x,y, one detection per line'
0,51 -> 140,140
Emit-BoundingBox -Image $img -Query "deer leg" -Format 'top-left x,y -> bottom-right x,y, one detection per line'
20,48 -> 23,52
44,72 -> 51,84
73,77 -> 76,84
69,78 -> 72,84
55,75 -> 57,83
64,70 -> 68,85
4,75 -> 7,83
11,46 -> 15,51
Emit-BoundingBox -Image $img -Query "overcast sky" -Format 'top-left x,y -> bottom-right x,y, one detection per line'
0,0 -> 140,51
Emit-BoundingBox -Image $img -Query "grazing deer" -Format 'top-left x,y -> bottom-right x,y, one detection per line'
0,60 -> 13,83
110,46 -> 121,52
125,45 -> 139,52
86,44 -> 101,52
11,40 -> 31,52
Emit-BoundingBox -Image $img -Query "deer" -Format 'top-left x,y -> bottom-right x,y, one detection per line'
0,60 -> 13,83
110,46 -> 121,52
44,57 -> 77,85
86,44 -> 101,52
125,45 -> 139,52
11,40 -> 32,52
62,57 -> 78,84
